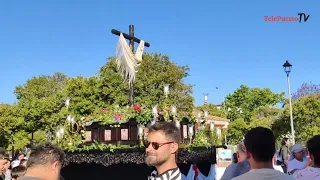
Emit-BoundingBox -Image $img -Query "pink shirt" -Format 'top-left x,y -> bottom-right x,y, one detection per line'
293,166 -> 320,180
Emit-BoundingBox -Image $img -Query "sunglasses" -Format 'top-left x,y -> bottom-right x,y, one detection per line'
144,141 -> 174,150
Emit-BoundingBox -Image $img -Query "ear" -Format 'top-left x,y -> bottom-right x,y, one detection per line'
51,161 -> 60,173
245,151 -> 251,159
170,143 -> 179,154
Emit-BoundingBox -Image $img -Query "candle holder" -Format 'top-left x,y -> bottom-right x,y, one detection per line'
164,84 -> 170,98
138,125 -> 144,145
151,105 -> 158,125
188,124 -> 194,144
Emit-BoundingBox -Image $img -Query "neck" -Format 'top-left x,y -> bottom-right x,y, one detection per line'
250,160 -> 274,169
24,167 -> 50,179
156,159 -> 177,175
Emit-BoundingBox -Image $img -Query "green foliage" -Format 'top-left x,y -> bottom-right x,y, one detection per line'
273,94 -> 320,144
0,53 -> 196,150
196,104 -> 227,118
14,72 -> 69,133
99,54 -> 194,111
224,85 -> 285,122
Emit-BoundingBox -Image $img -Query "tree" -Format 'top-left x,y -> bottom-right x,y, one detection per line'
273,94 -> 320,144
65,76 -> 105,118
14,72 -> 69,137
196,103 -> 227,118
226,118 -> 247,144
223,85 -> 285,122
98,53 -> 194,111
292,82 -> 320,101
0,104 -> 24,147
226,106 -> 281,145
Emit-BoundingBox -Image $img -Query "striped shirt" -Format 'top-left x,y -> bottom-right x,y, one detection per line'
148,168 -> 182,180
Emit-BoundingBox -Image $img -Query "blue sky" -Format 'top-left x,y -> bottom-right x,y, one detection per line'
0,0 -> 319,106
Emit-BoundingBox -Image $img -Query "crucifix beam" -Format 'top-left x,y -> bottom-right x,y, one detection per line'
111,29 -> 150,47
111,25 -> 150,106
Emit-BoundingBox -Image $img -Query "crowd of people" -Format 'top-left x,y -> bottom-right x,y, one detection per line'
0,122 -> 319,180
220,130 -> 320,180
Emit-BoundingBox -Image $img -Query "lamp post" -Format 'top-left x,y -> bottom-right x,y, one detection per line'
283,60 -> 295,145
204,93 -> 208,105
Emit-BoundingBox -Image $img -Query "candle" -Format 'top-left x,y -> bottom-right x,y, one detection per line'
210,123 -> 214,132
172,105 -> 177,114
175,120 -> 180,129
138,126 -> 143,136
188,125 -> 194,137
152,105 -> 158,115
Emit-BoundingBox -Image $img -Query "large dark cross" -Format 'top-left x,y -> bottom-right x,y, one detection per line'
111,25 -> 150,106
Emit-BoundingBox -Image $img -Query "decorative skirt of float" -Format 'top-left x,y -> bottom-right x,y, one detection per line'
63,145 -> 226,180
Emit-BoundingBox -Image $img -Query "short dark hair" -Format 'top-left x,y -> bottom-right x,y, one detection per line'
11,165 -> 26,179
244,127 -> 276,162
0,147 -> 9,160
281,137 -> 289,145
27,143 -> 65,168
307,135 -> 320,165
148,121 -> 181,143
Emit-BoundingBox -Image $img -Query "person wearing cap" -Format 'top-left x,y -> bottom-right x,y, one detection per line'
0,148 -> 9,180
287,144 -> 308,175
292,135 -> 320,179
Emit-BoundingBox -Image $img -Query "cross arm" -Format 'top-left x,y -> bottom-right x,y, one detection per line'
111,29 -> 150,47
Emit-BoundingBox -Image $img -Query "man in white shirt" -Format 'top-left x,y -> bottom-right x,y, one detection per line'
232,127 -> 294,180
293,135 -> 320,179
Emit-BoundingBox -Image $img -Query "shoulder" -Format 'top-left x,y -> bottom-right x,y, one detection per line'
230,172 -> 250,180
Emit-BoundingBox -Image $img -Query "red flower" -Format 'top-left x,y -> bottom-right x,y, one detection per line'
132,104 -> 142,113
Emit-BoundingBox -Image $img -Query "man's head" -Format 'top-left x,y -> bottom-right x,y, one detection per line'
236,142 -> 247,162
281,137 -> 289,146
26,143 -> 65,180
0,148 -> 9,173
307,135 -> 320,166
145,121 -> 180,167
244,127 -> 276,164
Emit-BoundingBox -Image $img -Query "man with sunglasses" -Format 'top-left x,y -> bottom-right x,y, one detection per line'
145,121 -> 181,180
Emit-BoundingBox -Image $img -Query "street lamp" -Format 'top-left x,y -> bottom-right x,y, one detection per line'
204,93 -> 208,105
283,60 -> 295,145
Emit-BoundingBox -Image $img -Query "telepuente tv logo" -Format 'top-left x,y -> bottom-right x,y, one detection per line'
264,13 -> 310,23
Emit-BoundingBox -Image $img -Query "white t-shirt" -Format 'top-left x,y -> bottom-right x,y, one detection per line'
293,166 -> 320,180
231,168 -> 295,180
288,159 -> 308,173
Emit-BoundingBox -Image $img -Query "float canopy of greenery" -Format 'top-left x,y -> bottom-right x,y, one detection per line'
83,104 -> 196,126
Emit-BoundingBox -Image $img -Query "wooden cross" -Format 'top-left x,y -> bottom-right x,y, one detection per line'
111,25 -> 150,106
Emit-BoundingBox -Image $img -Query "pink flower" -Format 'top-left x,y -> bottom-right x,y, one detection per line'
114,114 -> 124,120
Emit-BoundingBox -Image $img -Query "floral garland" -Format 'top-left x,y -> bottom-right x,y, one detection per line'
82,104 -> 196,126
